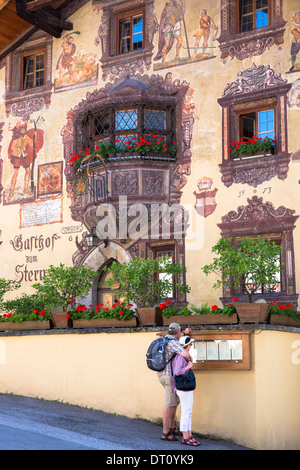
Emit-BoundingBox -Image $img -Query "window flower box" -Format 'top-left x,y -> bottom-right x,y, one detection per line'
72,317 -> 137,328
228,136 -> 275,160
71,137 -> 177,172
0,320 -> 53,331
162,314 -> 238,326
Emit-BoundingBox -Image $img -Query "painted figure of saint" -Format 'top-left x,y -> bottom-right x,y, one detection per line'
7,122 -> 44,202
154,0 -> 185,65
193,9 -> 217,55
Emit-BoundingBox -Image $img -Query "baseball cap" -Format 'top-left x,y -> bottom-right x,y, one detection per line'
168,322 -> 181,334
179,336 -> 195,347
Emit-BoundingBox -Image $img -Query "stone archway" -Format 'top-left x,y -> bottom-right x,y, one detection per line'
80,241 -> 131,306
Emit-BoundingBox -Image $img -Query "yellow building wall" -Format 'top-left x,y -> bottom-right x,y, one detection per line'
0,0 -> 300,452
0,0 -> 299,307
0,329 -> 299,450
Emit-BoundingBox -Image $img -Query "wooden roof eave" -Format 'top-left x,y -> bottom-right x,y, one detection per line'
0,24 -> 37,64
15,0 -> 73,38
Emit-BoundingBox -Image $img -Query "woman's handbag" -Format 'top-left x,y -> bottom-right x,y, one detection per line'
175,369 -> 196,391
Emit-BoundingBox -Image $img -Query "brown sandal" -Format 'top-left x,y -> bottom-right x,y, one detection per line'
169,427 -> 182,436
161,431 -> 179,441
182,436 -> 200,446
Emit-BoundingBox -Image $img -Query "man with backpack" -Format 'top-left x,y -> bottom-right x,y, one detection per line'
157,322 -> 192,441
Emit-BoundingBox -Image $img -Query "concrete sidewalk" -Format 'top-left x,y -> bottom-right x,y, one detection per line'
0,393 -> 251,451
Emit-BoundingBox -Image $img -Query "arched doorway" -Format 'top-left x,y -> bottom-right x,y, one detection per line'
81,240 -> 131,307
97,261 -> 119,305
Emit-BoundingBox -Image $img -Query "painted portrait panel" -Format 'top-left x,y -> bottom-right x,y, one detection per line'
38,161 -> 63,198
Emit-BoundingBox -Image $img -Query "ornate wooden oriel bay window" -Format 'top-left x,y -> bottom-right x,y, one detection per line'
76,99 -> 176,161
218,0 -> 286,60
218,64 -> 291,188
63,73 -> 190,226
218,196 -> 299,307
65,74 -> 191,309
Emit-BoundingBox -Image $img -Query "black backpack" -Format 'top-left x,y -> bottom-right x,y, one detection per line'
146,336 -> 175,371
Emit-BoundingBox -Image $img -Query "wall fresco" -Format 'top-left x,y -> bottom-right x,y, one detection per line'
153,2 -> 217,69
287,11 -> 300,73
0,0 -> 299,309
4,119 -> 44,205
54,31 -> 98,92
37,162 -> 63,198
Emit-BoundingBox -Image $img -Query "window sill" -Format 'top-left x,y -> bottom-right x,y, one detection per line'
217,20 -> 286,60
100,47 -> 153,81
219,152 -> 291,187
5,82 -> 53,116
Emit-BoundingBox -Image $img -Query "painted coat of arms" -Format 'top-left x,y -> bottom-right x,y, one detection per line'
194,177 -> 217,217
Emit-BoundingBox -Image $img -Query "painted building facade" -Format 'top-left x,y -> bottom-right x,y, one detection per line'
0,0 -> 300,311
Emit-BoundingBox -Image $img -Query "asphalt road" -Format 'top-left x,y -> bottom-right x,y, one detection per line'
0,393 -> 251,453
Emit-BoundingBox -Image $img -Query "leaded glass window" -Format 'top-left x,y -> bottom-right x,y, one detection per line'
76,101 -> 176,158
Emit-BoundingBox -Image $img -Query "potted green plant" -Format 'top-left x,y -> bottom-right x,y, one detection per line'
0,292 -> 53,331
0,278 -> 20,309
69,302 -> 137,328
32,264 -> 98,328
202,236 -> 283,323
103,256 -> 190,326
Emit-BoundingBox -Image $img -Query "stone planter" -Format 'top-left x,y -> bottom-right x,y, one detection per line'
269,314 -> 300,328
136,307 -> 163,326
72,318 -> 137,328
163,314 -> 238,326
235,303 -> 270,323
0,320 -> 53,331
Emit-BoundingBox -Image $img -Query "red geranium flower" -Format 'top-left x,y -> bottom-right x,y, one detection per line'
211,305 -> 218,310
119,311 -> 124,315
165,300 -> 171,305
159,303 -> 166,309
278,305 -> 285,310
232,297 -> 238,302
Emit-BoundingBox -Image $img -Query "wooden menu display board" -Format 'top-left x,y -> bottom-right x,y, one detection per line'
191,331 -> 251,370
